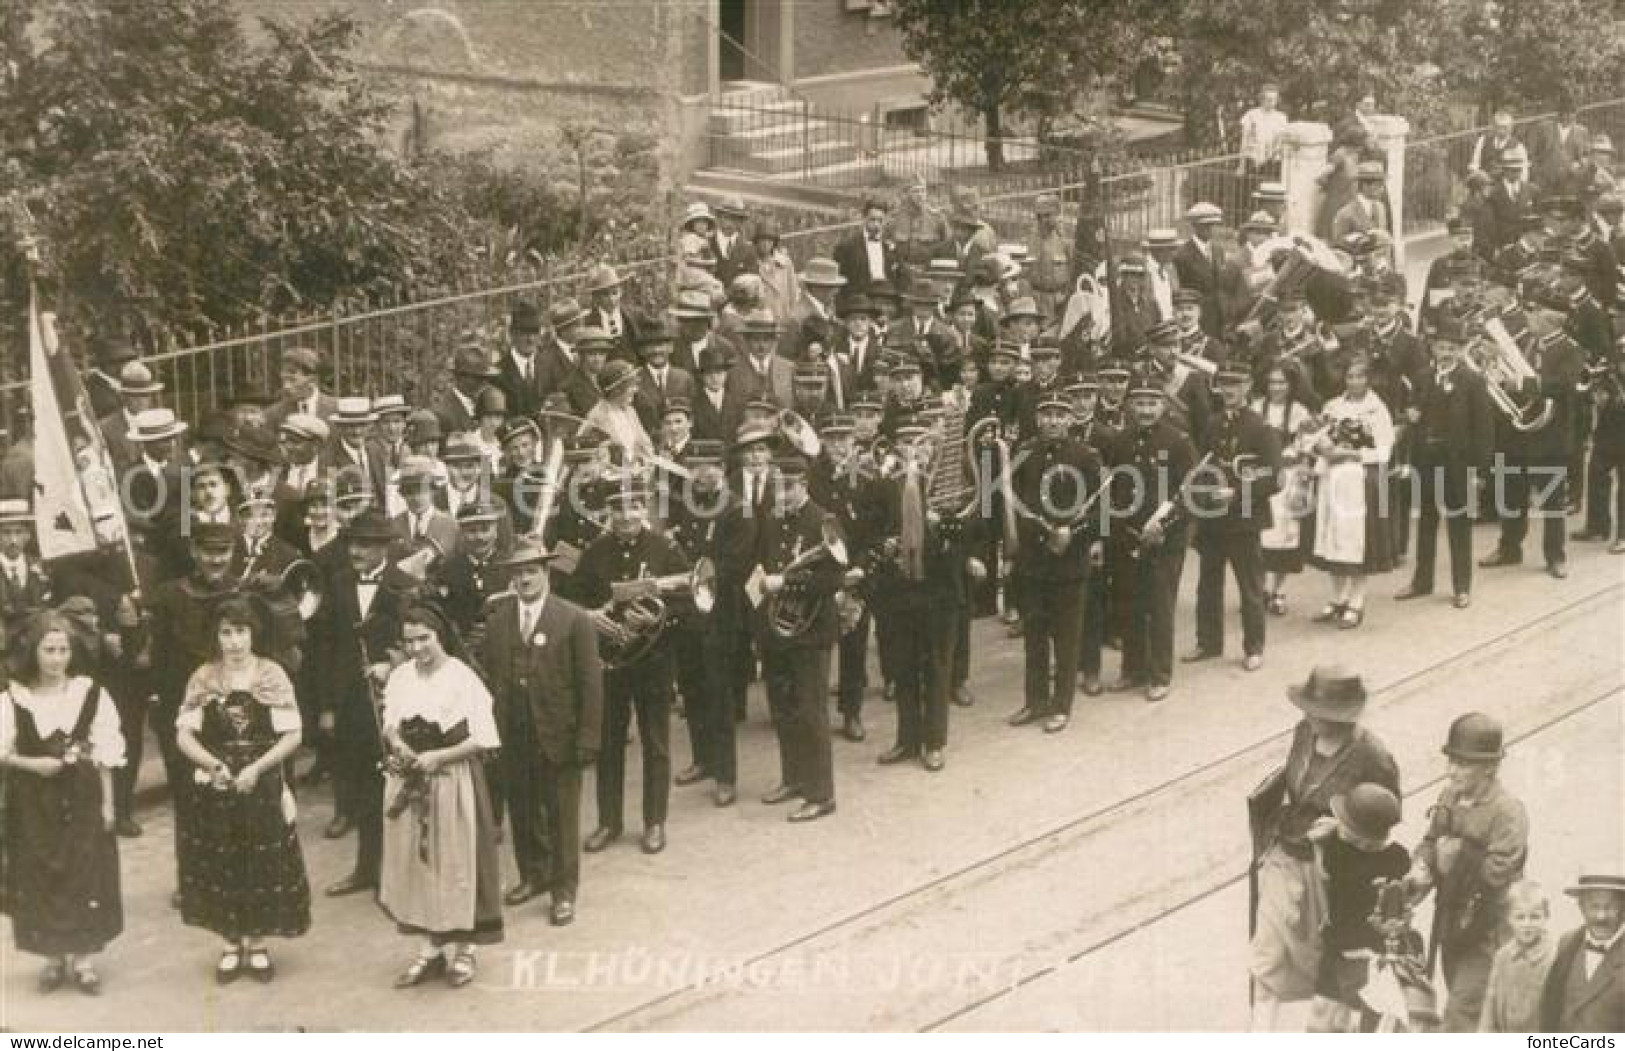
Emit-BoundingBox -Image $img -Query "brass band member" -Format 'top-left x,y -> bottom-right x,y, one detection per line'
809,414 -> 875,743
754,453 -> 844,823
870,423 -> 983,769
576,485 -> 689,856
1006,396 -> 1101,732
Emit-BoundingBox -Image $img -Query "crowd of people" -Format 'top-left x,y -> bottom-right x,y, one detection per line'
0,90 -> 1621,1030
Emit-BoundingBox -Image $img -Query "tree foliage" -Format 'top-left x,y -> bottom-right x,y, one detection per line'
1438,0 -> 1625,117
888,0 -> 1166,169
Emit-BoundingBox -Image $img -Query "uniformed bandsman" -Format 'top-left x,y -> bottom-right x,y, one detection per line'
809,415 -> 875,744
1104,380 -> 1197,703
1006,395 -> 1101,732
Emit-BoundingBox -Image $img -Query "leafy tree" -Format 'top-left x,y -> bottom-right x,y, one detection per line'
0,0 -> 481,347
888,0 -> 1164,170
1436,0 -> 1625,117
1176,0 -> 1457,148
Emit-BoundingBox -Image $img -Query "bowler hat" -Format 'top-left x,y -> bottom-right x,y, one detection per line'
697,346 -> 731,373
635,320 -> 677,348
1442,711 -> 1505,762
475,387 -> 508,416
117,361 -> 163,396
190,522 -> 239,551
1330,784 -> 1402,841
510,300 -> 543,334
346,511 -> 397,544
1287,664 -> 1368,722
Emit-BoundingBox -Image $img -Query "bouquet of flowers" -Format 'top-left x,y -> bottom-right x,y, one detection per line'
1329,415 -> 1375,451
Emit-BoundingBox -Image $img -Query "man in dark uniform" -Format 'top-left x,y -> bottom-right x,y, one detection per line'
868,424 -> 982,768
1105,380 -> 1197,703
1479,318 -> 1585,577
144,522 -> 241,892
1067,376 -> 1116,690
1184,366 -> 1281,672
574,486 -> 689,856
309,510 -> 419,895
808,415 -> 875,744
481,539 -> 602,927
754,454 -> 844,822
1397,318 -> 1496,608
1142,318 -> 1214,450
1363,275 -> 1430,559
436,498 -> 514,658
1173,288 -> 1229,367
666,439 -> 738,806
1006,396 -> 1101,733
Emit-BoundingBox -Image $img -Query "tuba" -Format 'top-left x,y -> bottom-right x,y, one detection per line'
1464,317 -> 1555,432
599,558 -> 718,669
766,518 -> 848,639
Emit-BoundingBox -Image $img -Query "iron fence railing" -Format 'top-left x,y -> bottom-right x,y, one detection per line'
6,98 -> 1621,435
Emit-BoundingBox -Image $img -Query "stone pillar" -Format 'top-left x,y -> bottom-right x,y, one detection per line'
1367,114 -> 1412,272
1278,122 -> 1333,239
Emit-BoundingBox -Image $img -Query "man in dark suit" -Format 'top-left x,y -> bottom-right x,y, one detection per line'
1486,149 -> 1539,253
534,299 -> 590,403
1534,104 -> 1591,197
98,361 -> 164,472
431,341 -> 499,443
390,455 -> 461,562
669,289 -> 720,376
123,408 -> 192,582
495,300 -> 548,419
709,197 -> 753,289
480,539 -> 603,926
310,511 -> 420,895
722,311 -> 795,439
826,293 -> 884,396
833,196 -> 900,294
1540,867 -> 1625,1033
1183,367 -> 1281,671
1173,202 -> 1246,338
321,397 -> 391,501
83,335 -> 139,422
631,320 -> 695,436
583,265 -> 644,363
1397,319 -> 1496,608
690,347 -> 732,443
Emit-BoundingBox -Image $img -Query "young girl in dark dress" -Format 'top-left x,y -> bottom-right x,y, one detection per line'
175,596 -> 311,984
0,612 -> 125,994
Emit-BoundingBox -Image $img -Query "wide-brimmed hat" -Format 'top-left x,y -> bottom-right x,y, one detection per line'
739,309 -> 782,336
345,511 -> 397,544
1287,664 -> 1369,722
681,202 -> 717,231
222,425 -> 284,465
332,396 -> 377,425
1564,864 -> 1625,898
117,361 -> 163,396
0,498 -> 32,526
669,288 -> 716,320
799,257 -> 847,288
634,320 -> 677,349
441,437 -> 484,463
130,407 -> 188,443
713,196 -> 749,220
452,341 -> 500,379
397,455 -> 441,484
598,359 -> 640,395
585,264 -> 627,295
549,298 -> 587,331
1330,784 -> 1402,841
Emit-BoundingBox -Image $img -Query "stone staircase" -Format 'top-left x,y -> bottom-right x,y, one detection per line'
704,81 -> 881,183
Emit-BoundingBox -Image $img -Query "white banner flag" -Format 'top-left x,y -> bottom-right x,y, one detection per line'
29,284 -> 126,560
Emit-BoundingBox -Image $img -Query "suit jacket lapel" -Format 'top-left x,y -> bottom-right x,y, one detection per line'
1573,939 -> 1625,1013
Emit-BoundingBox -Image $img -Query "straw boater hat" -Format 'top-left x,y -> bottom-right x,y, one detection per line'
1564,863 -> 1625,898
1185,201 -> 1224,226
332,396 -> 377,426
798,257 -> 847,289
130,407 -> 188,443
0,498 -> 32,526
372,394 -> 411,418
1141,228 -> 1180,251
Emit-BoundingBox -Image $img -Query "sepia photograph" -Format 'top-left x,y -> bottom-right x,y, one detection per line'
0,0 -> 1622,1037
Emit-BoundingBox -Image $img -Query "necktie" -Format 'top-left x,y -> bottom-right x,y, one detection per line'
5,563 -> 21,590
655,369 -> 665,395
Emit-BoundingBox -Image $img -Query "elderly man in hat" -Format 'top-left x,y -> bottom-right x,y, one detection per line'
574,484 -> 690,856
307,510 -> 422,894
1332,161 -> 1392,245
263,346 -> 335,432
584,264 -> 643,359
98,361 -> 164,471
723,311 -> 795,437
480,538 -> 602,925
496,300 -> 548,418
1406,712 -> 1529,1031
834,196 -> 899,295
1539,864 -> 1625,1032
1248,664 -> 1399,1030
1174,202 -> 1245,339
431,338 -> 499,443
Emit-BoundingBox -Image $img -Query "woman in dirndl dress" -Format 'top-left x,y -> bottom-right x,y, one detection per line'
175,596 -> 311,984
379,604 -> 503,989
0,611 -> 125,994
1309,358 -> 1396,629
1251,364 -> 1318,615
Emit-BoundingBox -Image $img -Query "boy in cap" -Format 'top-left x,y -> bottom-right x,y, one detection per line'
1406,712 -> 1529,1031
